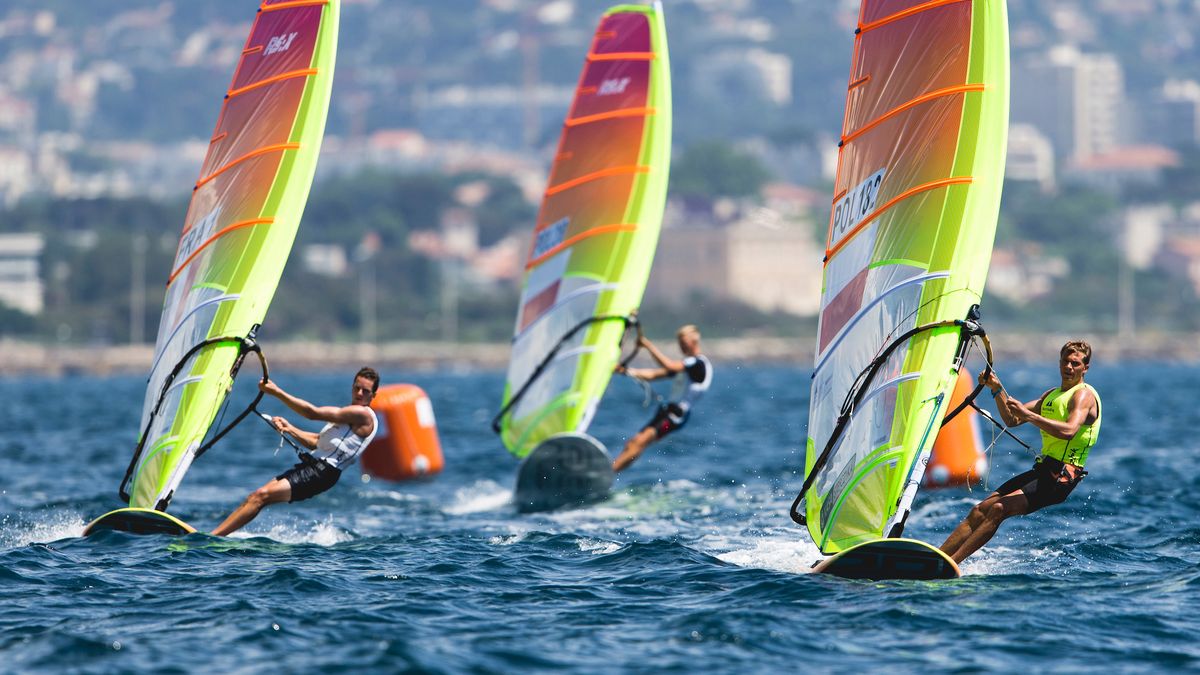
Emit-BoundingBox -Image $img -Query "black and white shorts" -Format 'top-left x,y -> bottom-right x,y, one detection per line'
276,459 -> 342,503
644,403 -> 690,439
993,457 -> 1084,514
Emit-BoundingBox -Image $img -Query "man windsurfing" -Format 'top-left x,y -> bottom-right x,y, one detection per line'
212,367 -> 380,536
939,340 -> 1101,563
612,325 -> 712,472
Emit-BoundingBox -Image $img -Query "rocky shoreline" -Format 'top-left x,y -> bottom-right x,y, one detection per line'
1,332 -> 1194,377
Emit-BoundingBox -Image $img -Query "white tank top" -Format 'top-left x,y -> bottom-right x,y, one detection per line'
669,355 -> 712,413
309,408 -> 378,470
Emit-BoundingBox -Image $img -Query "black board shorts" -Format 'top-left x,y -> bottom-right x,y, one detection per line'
276,458 -> 342,503
644,403 -> 689,439
993,458 -> 1085,514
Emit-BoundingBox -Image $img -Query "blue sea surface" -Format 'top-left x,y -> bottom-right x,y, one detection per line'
0,362 -> 1196,672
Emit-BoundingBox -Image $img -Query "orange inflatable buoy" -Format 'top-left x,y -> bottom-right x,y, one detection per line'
361,384 -> 444,481
925,370 -> 986,488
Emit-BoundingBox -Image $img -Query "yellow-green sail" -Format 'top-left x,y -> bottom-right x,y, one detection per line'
497,3 -> 672,458
800,0 -> 1009,554
121,0 -> 339,510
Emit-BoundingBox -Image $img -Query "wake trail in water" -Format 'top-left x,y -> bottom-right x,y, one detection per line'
230,517 -> 353,546
443,480 -> 512,515
712,535 -> 822,575
0,510 -> 87,548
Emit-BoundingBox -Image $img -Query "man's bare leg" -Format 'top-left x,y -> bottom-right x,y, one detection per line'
211,478 -> 292,536
949,492 -> 1029,563
612,427 -> 658,473
940,492 -> 1001,556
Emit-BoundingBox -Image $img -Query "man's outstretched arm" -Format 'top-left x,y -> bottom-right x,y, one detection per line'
619,336 -> 683,381
260,380 -> 373,432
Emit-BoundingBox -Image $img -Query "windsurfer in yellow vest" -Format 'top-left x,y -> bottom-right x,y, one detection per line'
939,340 -> 1101,563
611,325 -> 713,473
212,367 -> 380,536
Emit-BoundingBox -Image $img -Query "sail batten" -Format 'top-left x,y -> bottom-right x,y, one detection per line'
526,225 -> 638,269
262,0 -> 331,12
168,220 -> 275,284
565,108 -> 656,126
826,178 -> 975,260
842,85 -> 986,145
587,52 -> 656,62
497,4 -> 671,458
227,68 -> 319,99
801,0 -> 1008,554
860,0 -> 973,31
195,144 -> 301,189
545,165 -> 651,196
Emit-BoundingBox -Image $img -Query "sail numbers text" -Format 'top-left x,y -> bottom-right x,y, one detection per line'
830,169 -> 885,249
175,207 -> 221,269
532,218 -> 568,259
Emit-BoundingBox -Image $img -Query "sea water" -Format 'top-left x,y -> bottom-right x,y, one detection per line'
0,362 -> 1195,672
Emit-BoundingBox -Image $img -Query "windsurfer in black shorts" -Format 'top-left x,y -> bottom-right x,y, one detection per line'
939,341 -> 1102,563
212,367 -> 380,536
611,325 -> 712,473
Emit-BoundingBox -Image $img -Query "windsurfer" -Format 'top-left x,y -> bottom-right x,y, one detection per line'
611,325 -> 712,472
939,341 -> 1101,563
211,367 -> 380,536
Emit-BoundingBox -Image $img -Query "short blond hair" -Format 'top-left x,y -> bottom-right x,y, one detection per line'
677,324 -> 700,340
1061,340 -> 1092,365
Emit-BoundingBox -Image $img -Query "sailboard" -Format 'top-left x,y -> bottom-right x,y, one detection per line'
493,2 -> 672,513
85,0 -> 340,536
811,538 -> 959,580
791,0 -> 1009,579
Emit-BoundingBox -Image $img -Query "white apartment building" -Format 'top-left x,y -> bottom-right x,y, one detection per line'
0,232 -> 44,315
1006,124 -> 1056,191
1013,46 -> 1126,163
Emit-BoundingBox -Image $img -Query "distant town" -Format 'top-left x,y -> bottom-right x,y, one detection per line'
2,0 -> 1200,354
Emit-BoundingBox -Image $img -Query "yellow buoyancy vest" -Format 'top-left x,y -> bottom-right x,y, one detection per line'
1038,382 -> 1101,467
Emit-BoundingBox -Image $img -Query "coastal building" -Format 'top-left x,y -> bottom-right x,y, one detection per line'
408,208 -> 519,285
762,182 -> 824,219
415,83 -> 573,149
1158,235 -> 1200,296
0,92 -> 35,139
693,48 -> 793,107
1065,145 -> 1179,191
986,245 -> 1069,306
1122,205 -> 1169,270
744,134 -> 832,186
646,200 -> 822,316
1150,79 -> 1200,148
1012,46 -> 1127,163
0,232 -> 44,315
1006,124 -> 1055,191
0,145 -> 33,206
302,243 -> 349,277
